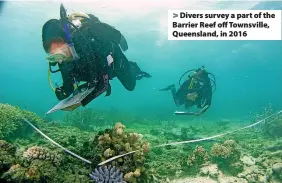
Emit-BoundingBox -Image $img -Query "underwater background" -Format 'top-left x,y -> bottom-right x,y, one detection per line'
1,1 -> 282,183
1,0 -> 281,120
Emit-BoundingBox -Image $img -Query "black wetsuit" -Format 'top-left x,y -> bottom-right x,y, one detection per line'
171,70 -> 212,113
55,14 -> 148,106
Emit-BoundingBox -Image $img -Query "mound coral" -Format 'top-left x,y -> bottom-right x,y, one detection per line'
210,140 -> 243,175
23,146 -> 62,166
0,103 -> 44,139
186,146 -> 209,167
211,140 -> 240,160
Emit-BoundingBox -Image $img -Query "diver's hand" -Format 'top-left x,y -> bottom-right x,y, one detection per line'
55,87 -> 68,100
62,102 -> 82,111
193,112 -> 201,116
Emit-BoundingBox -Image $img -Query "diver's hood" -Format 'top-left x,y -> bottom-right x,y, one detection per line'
42,19 -> 66,52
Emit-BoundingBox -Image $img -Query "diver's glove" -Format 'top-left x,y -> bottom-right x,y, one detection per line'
192,112 -> 201,116
119,35 -> 128,51
55,87 -> 68,101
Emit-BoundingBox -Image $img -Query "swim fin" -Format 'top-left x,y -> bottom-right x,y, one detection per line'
136,71 -> 152,80
105,84 -> 111,96
129,61 -> 152,80
159,84 -> 175,91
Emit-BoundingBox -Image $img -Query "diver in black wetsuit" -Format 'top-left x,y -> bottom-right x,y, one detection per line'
42,5 -> 151,110
159,66 -> 215,116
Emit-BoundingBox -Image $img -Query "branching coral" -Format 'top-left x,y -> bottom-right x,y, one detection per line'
113,122 -> 125,136
264,119 -> 282,138
246,103 -> 282,137
90,165 -> 126,183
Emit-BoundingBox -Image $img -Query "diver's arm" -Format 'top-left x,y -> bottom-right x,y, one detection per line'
194,95 -> 211,116
194,104 -> 210,116
55,83 -> 74,100
81,76 -> 108,107
55,66 -> 74,100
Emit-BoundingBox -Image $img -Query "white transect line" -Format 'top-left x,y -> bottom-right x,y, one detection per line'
22,117 -> 92,164
154,110 -> 281,148
22,109 -> 282,165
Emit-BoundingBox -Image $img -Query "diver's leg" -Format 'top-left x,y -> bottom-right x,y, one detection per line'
172,87 -> 183,106
129,61 -> 152,80
112,45 -> 151,90
159,84 -> 175,91
159,84 -> 182,106
112,47 -> 136,91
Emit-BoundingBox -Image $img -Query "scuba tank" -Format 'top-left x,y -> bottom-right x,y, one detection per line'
179,66 -> 216,93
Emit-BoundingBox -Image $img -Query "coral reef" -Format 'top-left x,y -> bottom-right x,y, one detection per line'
186,146 -> 209,167
23,146 -> 62,166
63,108 -> 112,131
171,163 -> 249,183
254,150 -> 282,182
1,145 -> 64,182
214,119 -> 231,131
0,140 -> 16,175
199,164 -> 219,179
90,165 -> 126,183
2,102 -> 282,183
210,140 -> 243,175
87,122 -> 150,183
264,118 -> 282,138
1,147 -> 90,183
237,165 -> 266,183
0,103 -> 44,139
247,103 -> 282,138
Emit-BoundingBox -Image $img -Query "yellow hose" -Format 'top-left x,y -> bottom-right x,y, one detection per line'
48,68 -> 56,92
188,78 -> 194,89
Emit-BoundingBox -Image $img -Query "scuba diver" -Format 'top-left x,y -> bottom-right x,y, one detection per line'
159,66 -> 216,116
42,4 -> 151,111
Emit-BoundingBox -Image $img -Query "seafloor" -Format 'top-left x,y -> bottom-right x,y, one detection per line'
0,103 -> 282,183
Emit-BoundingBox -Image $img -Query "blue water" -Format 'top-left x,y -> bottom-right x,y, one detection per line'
0,1 -> 281,121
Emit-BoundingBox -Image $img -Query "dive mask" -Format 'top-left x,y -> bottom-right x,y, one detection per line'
46,45 -> 70,64
46,53 -> 67,64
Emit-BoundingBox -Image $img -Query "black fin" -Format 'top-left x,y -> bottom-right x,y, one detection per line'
105,84 -> 111,96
